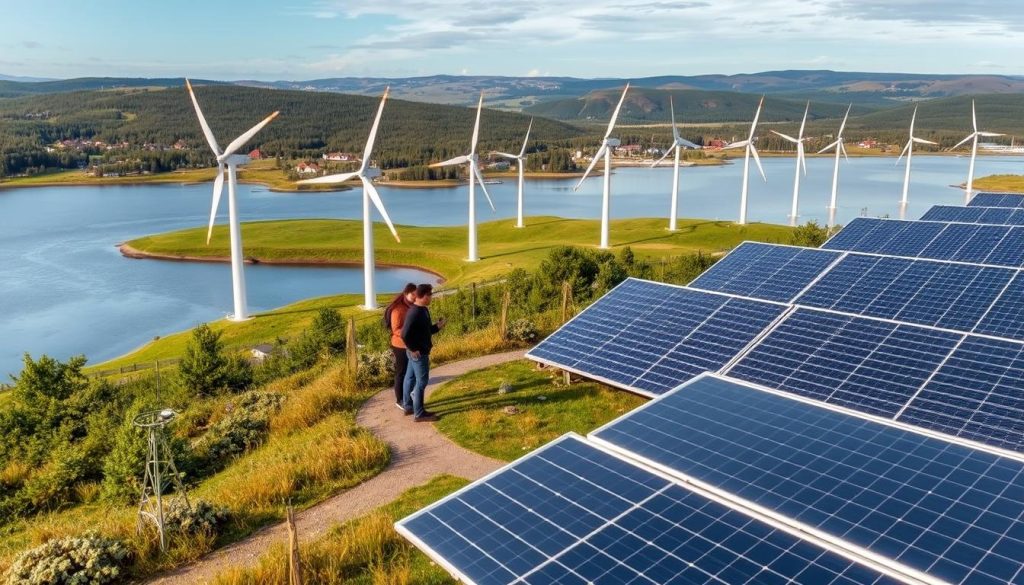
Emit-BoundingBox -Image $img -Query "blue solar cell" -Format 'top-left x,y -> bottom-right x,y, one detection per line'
398,435 -> 901,585
823,218 -> 909,254
969,192 -> 1024,208
591,375 -> 1024,585
728,309 -> 961,417
975,272 -> 1024,340
951,225 -> 1014,264
920,205 -> 986,223
986,226 -> 1024,266
527,279 -> 787,396
898,336 -> 1024,453
921,223 -> 981,259
689,242 -> 841,303
796,255 -> 1014,333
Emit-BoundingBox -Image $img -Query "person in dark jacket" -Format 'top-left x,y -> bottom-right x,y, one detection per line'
401,283 -> 445,421
385,283 -> 417,411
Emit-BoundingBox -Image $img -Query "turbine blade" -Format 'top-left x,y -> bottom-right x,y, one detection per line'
363,176 -> 400,243
723,140 -> 750,150
896,140 -> 911,166
909,104 -> 918,136
518,118 -> 533,158
679,138 -> 700,149
748,95 -> 764,140
951,133 -> 976,150
650,146 -> 674,168
750,145 -> 766,182
838,104 -> 852,137
972,99 -> 978,132
297,171 -> 360,185
771,130 -> 798,143
472,162 -> 496,211
361,87 -> 389,171
471,91 -> 484,155
206,165 -> 225,245
574,145 -> 606,191
219,111 -> 280,160
185,79 -> 221,156
978,131 -> 1004,137
430,155 -> 470,167
491,152 -> 519,160
670,95 -> 680,142
798,101 -> 809,138
604,83 -> 630,140
840,141 -> 849,162
817,140 -> 840,154
799,144 -> 807,175
913,137 -> 938,145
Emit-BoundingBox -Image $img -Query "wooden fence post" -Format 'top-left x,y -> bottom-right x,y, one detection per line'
499,289 -> 511,340
346,317 -> 358,373
560,280 -> 572,324
471,282 -> 477,328
286,505 -> 302,585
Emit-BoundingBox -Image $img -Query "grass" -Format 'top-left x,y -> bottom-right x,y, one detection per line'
973,174 -> 1024,193
126,216 -> 795,286
431,360 -> 646,461
0,361 -> 390,580
211,475 -> 467,585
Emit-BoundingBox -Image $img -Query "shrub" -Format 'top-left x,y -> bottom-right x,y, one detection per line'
179,325 -> 243,396
163,499 -> 230,536
355,351 -> 394,389
19,444 -> 91,512
505,318 -> 538,343
790,220 -> 830,248
195,391 -> 284,464
5,532 -> 131,585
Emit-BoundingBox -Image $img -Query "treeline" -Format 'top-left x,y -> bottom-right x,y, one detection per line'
0,85 -> 589,178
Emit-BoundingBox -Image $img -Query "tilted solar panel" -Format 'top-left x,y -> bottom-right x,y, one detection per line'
968,192 -> 1024,208
688,242 -> 841,303
526,279 -> 788,396
591,375 -> 1024,585
824,218 -> 1024,268
727,308 -> 961,418
397,435 -> 904,585
920,205 -> 1024,225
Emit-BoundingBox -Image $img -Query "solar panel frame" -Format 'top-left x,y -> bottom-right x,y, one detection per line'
589,374 -> 1024,585
526,278 -> 790,397
397,434 -> 908,585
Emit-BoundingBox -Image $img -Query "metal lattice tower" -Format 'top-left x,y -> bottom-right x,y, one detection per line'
134,408 -> 189,551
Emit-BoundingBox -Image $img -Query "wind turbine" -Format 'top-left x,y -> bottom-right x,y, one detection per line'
186,79 -> 279,322
491,118 -> 533,228
296,88 -> 401,310
431,92 -> 495,262
896,105 -> 937,219
574,84 -> 630,249
724,96 -> 767,225
816,104 -> 852,230
952,100 -> 1003,204
770,101 -> 810,227
651,95 -> 700,231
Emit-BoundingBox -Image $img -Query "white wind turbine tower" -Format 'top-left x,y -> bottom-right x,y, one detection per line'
952,99 -> 1003,204
770,101 -> 810,227
816,104 -> 853,230
186,79 -> 279,322
296,88 -> 401,310
431,92 -> 495,262
574,84 -> 630,249
896,105 -> 937,219
724,96 -> 767,225
650,95 -> 700,231
491,118 -> 533,228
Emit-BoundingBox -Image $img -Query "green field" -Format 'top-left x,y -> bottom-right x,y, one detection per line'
973,174 -> 1024,193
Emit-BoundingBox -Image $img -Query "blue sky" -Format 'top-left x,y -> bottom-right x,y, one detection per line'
1,0 -> 1022,80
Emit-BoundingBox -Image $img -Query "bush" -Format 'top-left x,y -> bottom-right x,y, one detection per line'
179,325 -> 251,396
195,392 -> 285,464
5,532 -> 131,585
164,499 -> 230,536
505,319 -> 538,343
356,351 -> 394,389
790,220 -> 830,248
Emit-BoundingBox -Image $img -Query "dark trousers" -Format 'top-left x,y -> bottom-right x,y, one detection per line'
391,345 -> 409,404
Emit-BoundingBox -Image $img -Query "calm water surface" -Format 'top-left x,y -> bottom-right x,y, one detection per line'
1,154 -> 1021,376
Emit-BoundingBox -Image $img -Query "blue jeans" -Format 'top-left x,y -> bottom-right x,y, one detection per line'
403,350 -> 430,418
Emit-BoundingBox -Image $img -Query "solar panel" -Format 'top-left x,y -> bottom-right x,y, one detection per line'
968,192 -> 1024,208
920,205 -> 1024,226
591,374 -> 1024,585
898,336 -> 1024,453
824,218 -> 1024,268
974,271 -> 1024,340
688,242 -> 841,303
526,279 -> 788,396
727,308 -> 961,418
795,254 -> 1015,333
397,434 -> 903,585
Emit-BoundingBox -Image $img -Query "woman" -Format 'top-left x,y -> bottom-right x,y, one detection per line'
386,283 -> 418,410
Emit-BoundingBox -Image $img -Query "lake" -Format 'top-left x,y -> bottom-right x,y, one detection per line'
0,154 -> 1021,377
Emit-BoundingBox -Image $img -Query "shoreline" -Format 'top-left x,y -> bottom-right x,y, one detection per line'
0,172 -> 353,193
117,243 -> 447,284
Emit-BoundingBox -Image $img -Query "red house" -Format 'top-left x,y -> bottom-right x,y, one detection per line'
248,148 -> 263,160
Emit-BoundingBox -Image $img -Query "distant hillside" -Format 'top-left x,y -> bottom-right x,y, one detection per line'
0,77 -> 225,98
524,88 -> 859,124
850,94 -> 1024,134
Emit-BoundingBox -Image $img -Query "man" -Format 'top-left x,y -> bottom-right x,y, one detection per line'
401,283 -> 445,422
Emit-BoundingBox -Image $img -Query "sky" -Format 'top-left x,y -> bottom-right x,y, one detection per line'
1,0 -> 1022,80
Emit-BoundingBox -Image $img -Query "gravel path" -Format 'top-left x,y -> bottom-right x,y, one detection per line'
147,349 -> 525,584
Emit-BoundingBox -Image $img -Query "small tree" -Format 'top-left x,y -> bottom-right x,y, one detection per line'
791,220 -> 830,248
178,324 -> 229,396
